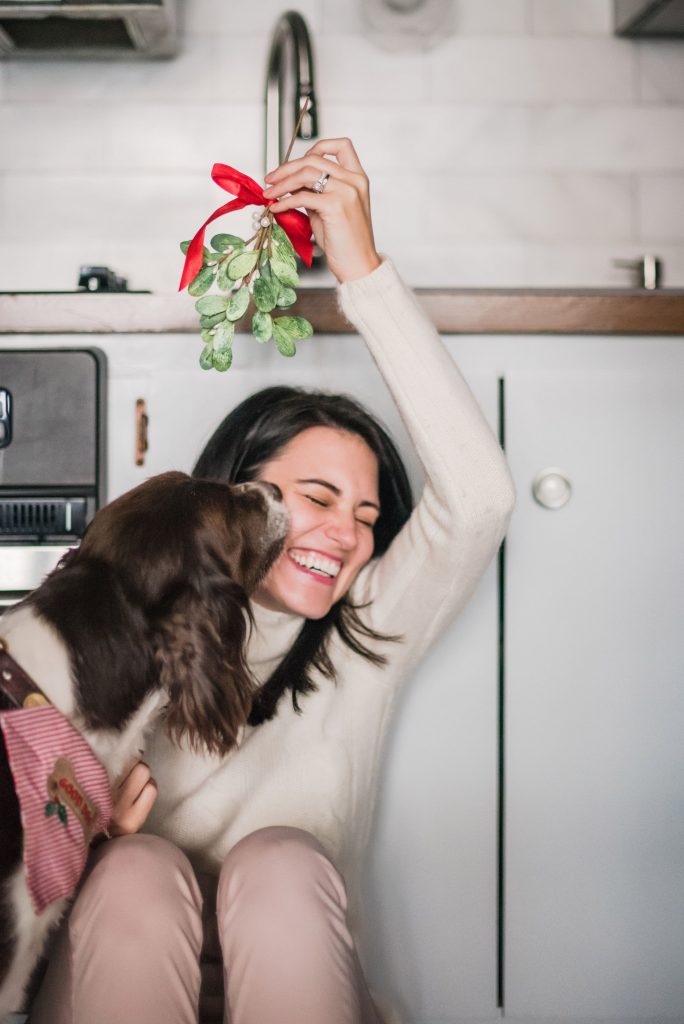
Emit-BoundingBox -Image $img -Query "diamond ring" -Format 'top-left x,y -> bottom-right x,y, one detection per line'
311,173 -> 329,194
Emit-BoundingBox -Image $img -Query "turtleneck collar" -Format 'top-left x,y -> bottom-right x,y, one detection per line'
247,600 -> 305,683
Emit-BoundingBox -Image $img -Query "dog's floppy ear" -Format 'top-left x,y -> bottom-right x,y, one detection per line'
153,577 -> 255,756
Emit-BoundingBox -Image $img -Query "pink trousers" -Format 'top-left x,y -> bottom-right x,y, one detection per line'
28,828 -> 383,1024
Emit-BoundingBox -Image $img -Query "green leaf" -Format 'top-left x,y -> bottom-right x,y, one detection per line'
227,250 -> 259,280
199,311 -> 226,329
274,315 -> 313,340
212,348 -> 233,372
213,319 -> 235,351
44,801 -> 57,817
272,331 -> 296,357
253,275 -> 280,313
200,328 -> 215,344
225,285 -> 250,321
259,256 -> 273,279
180,240 -> 212,263
216,259 -> 232,291
271,259 -> 299,289
211,233 -> 245,252
188,265 -> 216,297
199,343 -> 214,370
276,286 -> 297,309
195,294 -> 227,316
252,311 -> 273,343
57,803 -> 68,825
271,224 -> 298,268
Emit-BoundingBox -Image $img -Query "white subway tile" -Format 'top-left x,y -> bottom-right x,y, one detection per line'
317,35 -> 427,103
107,103 -> 262,173
637,175 -> 684,239
454,0 -> 528,36
321,0 -> 365,35
530,0 -> 613,36
323,104 -> 529,170
429,37 -> 636,103
426,173 -> 633,241
392,240 -> 528,287
6,36 -> 230,103
526,241 -> 684,288
0,105 -> 115,171
638,42 -> 684,103
186,0 -> 323,36
529,105 -> 684,171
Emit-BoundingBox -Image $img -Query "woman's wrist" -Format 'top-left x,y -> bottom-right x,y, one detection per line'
335,251 -> 382,285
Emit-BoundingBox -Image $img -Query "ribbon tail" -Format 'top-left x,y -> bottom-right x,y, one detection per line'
274,209 -> 314,268
178,198 -> 248,291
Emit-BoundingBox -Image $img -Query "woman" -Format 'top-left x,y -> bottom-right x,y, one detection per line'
29,139 -> 515,1024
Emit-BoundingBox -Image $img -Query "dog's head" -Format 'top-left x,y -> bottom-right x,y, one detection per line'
32,472 -> 289,755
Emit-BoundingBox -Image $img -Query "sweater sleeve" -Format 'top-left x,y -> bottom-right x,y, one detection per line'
339,257 -> 516,668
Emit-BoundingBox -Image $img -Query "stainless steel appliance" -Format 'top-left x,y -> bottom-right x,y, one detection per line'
0,348 -> 106,609
0,0 -> 177,58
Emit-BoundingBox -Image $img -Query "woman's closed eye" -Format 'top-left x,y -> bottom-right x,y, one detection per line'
304,493 -> 375,528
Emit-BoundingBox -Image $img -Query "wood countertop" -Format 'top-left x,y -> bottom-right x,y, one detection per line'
1,288 -> 683,335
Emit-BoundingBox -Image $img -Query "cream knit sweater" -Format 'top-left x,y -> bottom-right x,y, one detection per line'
143,257 -> 515,982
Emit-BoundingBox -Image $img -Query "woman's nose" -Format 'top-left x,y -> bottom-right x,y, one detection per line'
324,509 -> 357,548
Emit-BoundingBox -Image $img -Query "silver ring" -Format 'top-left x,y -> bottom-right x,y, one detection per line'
311,173 -> 329,194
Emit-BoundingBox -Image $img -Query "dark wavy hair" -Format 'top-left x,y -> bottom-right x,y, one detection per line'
193,386 -> 414,725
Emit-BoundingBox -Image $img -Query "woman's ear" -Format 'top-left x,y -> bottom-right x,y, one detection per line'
153,579 -> 255,756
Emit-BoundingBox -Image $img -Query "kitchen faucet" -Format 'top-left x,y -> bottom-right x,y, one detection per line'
265,11 -> 318,175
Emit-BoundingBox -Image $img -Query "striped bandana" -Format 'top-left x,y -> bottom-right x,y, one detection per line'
0,706 -> 112,914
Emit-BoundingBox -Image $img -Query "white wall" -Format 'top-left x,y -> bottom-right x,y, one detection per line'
0,0 -> 683,293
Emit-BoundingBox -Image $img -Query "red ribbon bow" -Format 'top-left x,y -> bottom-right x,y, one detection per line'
179,164 -> 314,291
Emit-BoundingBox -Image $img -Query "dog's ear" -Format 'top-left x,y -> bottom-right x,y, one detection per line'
153,578 -> 255,756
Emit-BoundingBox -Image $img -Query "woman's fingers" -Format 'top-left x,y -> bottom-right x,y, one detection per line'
304,137 -> 366,175
265,153 -> 355,190
110,759 -> 158,835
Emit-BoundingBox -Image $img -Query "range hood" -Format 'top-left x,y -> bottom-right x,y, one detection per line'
615,0 -> 684,36
0,0 -> 177,58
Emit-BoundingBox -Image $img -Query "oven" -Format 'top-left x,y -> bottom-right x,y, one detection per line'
0,348 -> 106,610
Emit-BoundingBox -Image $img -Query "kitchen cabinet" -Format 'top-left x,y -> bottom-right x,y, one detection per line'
504,363 -> 684,1019
1,330 -> 683,1023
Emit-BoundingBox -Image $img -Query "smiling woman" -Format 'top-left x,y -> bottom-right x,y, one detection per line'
28,138 -> 515,1024
191,385 -> 413,728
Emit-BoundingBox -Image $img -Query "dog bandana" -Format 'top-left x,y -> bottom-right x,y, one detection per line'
0,706 -> 112,914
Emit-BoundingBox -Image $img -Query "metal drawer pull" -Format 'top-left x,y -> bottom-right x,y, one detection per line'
135,399 -> 149,467
532,468 -> 572,510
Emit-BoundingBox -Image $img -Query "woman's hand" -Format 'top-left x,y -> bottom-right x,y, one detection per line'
108,759 -> 158,836
263,137 -> 381,285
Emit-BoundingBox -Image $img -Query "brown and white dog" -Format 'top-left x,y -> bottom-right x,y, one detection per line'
0,471 -> 288,1019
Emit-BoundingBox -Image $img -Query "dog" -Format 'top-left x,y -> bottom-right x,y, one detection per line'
0,470 -> 288,1019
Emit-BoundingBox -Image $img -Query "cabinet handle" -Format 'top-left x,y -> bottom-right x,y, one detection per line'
532,468 -> 572,509
135,399 -> 149,467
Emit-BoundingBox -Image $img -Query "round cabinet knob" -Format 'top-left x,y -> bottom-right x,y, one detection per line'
532,468 -> 572,510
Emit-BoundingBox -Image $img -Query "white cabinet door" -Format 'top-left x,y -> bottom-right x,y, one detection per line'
359,363 -> 502,1023
504,366 -> 684,1019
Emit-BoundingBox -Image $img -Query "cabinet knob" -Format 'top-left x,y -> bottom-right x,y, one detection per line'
532,468 -> 571,510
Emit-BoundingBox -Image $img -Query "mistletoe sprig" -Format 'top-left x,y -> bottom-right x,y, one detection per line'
181,214 -> 313,372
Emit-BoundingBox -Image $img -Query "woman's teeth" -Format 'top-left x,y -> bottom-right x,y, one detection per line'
290,551 -> 341,578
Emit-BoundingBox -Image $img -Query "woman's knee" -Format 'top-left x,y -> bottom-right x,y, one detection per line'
71,833 -> 203,941
217,826 -> 348,914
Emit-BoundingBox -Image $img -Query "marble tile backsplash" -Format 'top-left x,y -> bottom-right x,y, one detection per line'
0,0 -> 682,292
